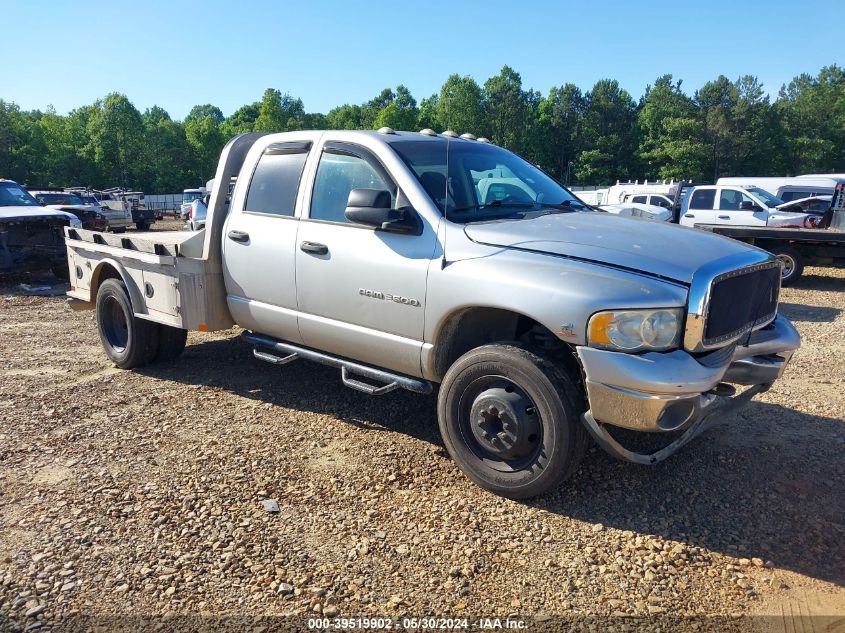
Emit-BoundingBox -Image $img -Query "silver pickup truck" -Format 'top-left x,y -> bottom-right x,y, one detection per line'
64,130 -> 800,498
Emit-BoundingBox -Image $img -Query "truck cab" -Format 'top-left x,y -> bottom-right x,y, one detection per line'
680,184 -> 807,227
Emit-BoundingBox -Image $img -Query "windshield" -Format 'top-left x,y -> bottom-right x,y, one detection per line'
746,187 -> 784,207
390,139 -> 588,223
35,193 -> 85,206
0,182 -> 41,207
183,191 -> 202,203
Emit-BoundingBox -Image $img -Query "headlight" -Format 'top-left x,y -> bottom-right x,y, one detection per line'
588,308 -> 683,352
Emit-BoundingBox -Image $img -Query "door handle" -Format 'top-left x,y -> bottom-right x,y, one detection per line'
227,230 -> 250,243
718,215 -> 731,220
684,213 -> 695,218
300,241 -> 328,255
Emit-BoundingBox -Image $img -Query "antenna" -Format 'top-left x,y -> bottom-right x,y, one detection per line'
441,135 -> 450,269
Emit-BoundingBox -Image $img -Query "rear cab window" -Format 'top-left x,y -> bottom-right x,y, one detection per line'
689,189 -> 716,210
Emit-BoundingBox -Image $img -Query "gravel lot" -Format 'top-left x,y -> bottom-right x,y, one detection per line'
1,231 -> 843,632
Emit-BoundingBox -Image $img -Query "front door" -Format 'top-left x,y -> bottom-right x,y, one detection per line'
716,188 -> 768,226
294,142 -> 435,376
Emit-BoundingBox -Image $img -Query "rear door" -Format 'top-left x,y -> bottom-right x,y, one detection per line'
222,139 -> 314,343
294,141 -> 436,376
681,188 -> 718,226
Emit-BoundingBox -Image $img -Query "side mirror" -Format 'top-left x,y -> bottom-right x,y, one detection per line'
344,189 -> 417,233
739,201 -> 756,211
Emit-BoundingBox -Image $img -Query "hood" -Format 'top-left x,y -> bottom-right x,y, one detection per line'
599,203 -> 673,222
0,205 -> 75,225
463,211 -> 759,284
44,204 -> 99,214
775,195 -> 831,210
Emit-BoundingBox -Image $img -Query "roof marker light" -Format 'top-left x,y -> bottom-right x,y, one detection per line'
419,128 -> 437,136
442,130 -> 458,138
459,133 -> 477,140
377,127 -> 396,135
477,137 -> 491,144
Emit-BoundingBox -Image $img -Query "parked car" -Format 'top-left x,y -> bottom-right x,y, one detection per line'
75,189 -> 133,232
28,190 -> 109,231
186,196 -> 208,231
180,188 -> 206,219
0,180 -> 80,278
64,130 -> 799,499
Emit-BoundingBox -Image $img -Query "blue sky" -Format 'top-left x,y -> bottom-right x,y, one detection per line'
3,0 -> 841,120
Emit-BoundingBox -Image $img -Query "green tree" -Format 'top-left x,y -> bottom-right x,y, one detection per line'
637,75 -> 707,180
373,85 -> 418,130
185,104 -> 224,126
775,65 -> 845,174
325,103 -> 364,130
87,93 -> 145,187
576,79 -> 638,183
223,102 -> 260,136
537,84 -> 584,182
483,66 -> 531,153
254,89 -> 305,132
185,115 -> 225,182
436,74 -> 485,135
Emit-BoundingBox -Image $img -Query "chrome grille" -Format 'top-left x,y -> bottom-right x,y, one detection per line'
684,254 -> 781,353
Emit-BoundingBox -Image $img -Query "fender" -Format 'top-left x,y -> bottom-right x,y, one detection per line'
90,257 -> 147,317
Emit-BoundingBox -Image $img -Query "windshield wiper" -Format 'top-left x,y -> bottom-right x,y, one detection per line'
540,200 -> 588,211
451,200 -> 536,213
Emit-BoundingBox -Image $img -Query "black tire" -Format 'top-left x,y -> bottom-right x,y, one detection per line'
155,325 -> 188,362
112,227 -> 126,234
438,344 -> 588,499
95,278 -> 160,369
771,245 -> 803,286
136,221 -> 151,231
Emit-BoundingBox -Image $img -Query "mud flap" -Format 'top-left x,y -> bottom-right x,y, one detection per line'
580,383 -> 769,465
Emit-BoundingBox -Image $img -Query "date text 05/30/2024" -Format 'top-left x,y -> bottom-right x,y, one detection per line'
307,617 -> 528,630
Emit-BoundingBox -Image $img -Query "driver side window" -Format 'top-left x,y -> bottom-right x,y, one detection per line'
310,150 -> 394,224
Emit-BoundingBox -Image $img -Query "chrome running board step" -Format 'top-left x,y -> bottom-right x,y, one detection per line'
242,331 -> 433,396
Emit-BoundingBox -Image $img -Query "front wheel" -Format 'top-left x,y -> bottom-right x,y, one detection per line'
136,221 -> 151,231
438,344 -> 587,499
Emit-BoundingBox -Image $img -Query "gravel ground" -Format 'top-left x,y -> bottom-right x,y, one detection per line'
1,249 -> 843,632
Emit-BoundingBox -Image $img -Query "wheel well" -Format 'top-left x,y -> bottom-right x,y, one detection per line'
432,308 -> 583,386
90,262 -> 122,298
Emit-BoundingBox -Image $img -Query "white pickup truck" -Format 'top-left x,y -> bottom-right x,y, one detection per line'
64,130 -> 800,498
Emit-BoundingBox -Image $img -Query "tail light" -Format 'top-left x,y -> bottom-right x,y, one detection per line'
187,208 -> 193,219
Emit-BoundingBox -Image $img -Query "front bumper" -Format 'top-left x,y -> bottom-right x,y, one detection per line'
576,315 -> 799,462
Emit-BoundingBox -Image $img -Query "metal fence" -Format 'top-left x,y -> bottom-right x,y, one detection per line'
145,193 -> 183,214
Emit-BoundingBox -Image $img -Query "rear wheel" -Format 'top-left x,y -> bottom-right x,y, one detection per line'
438,344 -> 587,499
155,325 -> 188,362
95,278 -> 159,369
771,245 -> 803,286
136,221 -> 151,231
